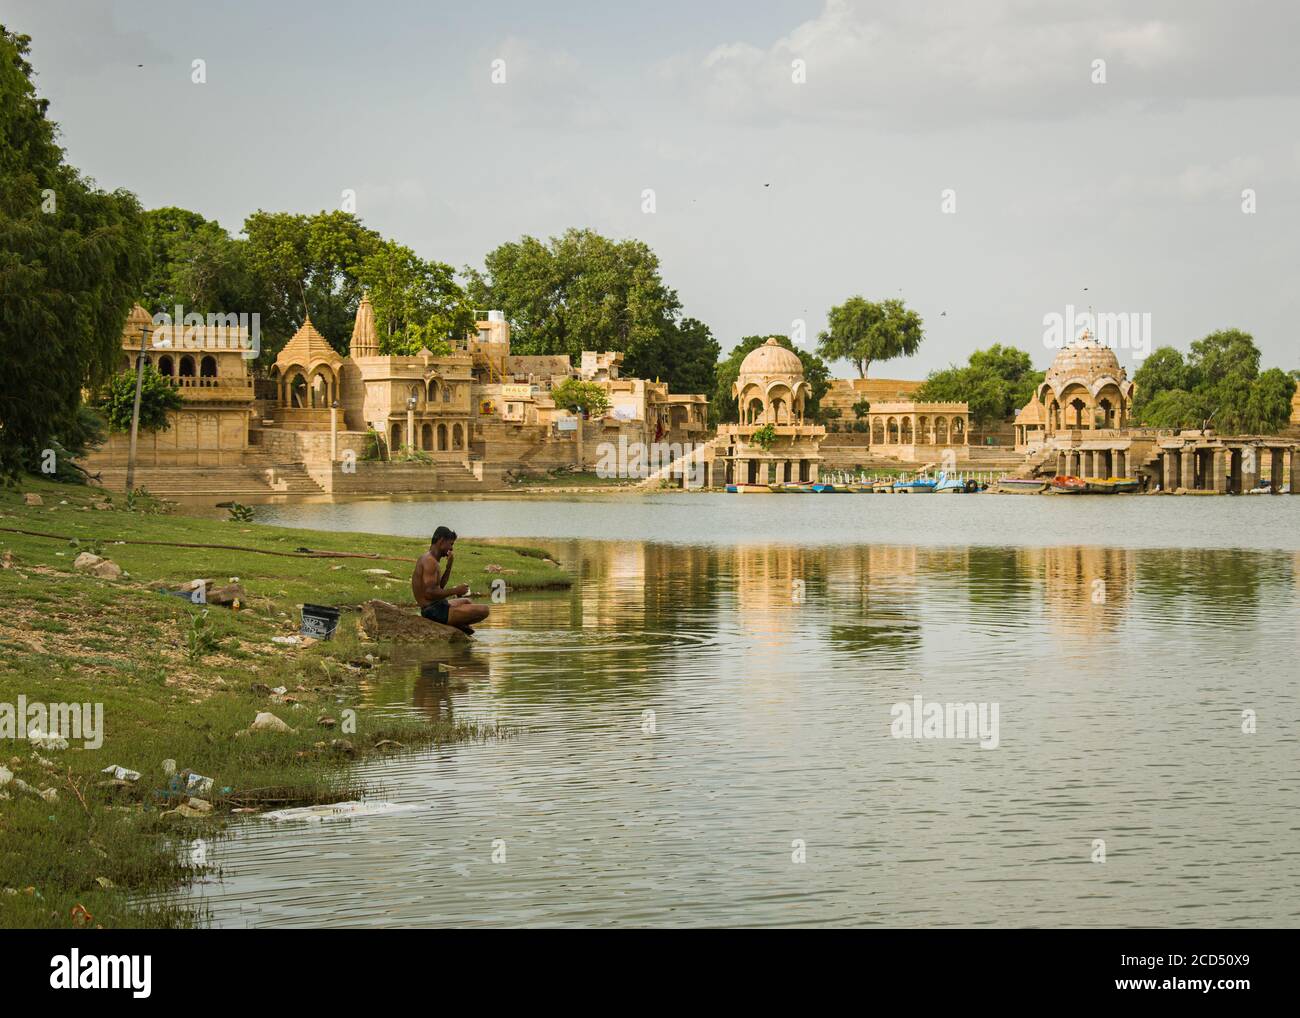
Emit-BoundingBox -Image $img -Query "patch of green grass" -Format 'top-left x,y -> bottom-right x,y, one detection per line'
0,475 -> 566,928
508,468 -> 633,489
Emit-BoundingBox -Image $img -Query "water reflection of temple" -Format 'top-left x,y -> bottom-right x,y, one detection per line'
1034,546 -> 1135,636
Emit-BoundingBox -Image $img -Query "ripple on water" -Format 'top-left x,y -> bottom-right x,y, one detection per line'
170,537 -> 1300,927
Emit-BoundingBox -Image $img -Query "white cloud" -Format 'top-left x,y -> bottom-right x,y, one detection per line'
675,0 -> 1300,130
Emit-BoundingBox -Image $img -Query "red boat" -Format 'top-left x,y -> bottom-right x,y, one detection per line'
1049,475 -> 1088,494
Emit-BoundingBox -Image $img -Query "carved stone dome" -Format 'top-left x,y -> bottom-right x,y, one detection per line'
1045,334 -> 1125,389
738,337 -> 804,379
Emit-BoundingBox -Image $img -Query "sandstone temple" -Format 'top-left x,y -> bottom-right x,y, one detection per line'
88,301 -> 709,495
86,304 -> 1299,496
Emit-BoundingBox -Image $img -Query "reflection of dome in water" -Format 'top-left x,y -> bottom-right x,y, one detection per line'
738,338 -> 804,379
1045,335 -> 1125,389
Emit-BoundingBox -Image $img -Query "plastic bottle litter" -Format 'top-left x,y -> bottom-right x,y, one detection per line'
100,765 -> 141,782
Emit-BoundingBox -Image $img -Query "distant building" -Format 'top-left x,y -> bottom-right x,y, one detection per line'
100,303 -> 255,467
716,338 -> 824,484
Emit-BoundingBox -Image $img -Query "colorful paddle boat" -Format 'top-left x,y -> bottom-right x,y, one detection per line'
1049,475 -> 1088,494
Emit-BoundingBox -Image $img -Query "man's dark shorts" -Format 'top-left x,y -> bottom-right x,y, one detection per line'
421,600 -> 450,624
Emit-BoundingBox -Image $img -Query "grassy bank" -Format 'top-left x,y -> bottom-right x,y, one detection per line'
0,477 -> 570,928
507,468 -> 637,489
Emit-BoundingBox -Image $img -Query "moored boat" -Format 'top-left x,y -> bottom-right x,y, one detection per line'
893,476 -> 938,493
1084,477 -> 1117,495
1106,477 -> 1140,493
934,472 -> 966,494
996,476 -> 1045,493
872,480 -> 895,494
810,482 -> 843,493
770,481 -> 813,493
732,483 -> 773,494
1049,475 -> 1088,494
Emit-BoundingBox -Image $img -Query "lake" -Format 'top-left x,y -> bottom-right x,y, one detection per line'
181,493 -> 1300,927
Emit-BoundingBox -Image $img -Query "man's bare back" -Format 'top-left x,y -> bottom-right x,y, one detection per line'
412,550 -> 440,607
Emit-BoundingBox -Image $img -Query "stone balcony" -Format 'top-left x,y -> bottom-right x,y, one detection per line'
718,423 -> 824,437
165,376 -> 255,402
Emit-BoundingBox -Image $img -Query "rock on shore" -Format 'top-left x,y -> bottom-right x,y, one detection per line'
358,599 -> 469,642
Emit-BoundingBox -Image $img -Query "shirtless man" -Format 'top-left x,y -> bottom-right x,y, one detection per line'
411,526 -> 490,632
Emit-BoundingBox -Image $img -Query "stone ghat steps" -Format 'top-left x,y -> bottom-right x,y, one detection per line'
437,461 -> 495,491
93,463 -> 324,496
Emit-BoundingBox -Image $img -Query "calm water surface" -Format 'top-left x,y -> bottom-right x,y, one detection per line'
183,495 -> 1300,927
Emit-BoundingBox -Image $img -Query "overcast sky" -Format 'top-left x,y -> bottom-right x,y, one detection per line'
8,0 -> 1299,378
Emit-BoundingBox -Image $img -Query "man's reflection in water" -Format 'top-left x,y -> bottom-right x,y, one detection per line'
412,660 -> 456,724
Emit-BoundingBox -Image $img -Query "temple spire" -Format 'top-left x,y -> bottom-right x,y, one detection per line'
351,290 -> 378,357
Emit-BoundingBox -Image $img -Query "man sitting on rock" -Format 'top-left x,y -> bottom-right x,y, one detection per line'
412,526 -> 490,634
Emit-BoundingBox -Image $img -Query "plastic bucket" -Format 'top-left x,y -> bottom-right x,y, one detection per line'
300,603 -> 341,640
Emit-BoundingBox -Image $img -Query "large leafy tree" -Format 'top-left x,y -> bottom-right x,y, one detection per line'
0,27 -> 149,479
1240,368 -> 1296,434
623,315 -> 719,396
1188,329 -> 1258,433
141,206 -> 256,316
354,240 -> 473,356
711,335 -> 830,425
465,228 -> 716,394
1132,330 -> 1295,432
817,296 -> 923,378
1131,346 -> 1192,419
914,343 -> 1045,425
242,209 -> 381,359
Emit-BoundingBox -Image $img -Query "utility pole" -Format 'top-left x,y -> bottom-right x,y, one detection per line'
125,320 -> 150,492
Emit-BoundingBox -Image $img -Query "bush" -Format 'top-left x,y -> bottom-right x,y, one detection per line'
97,366 -> 183,433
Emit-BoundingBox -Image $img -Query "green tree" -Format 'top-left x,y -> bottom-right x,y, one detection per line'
242,209 -> 381,359
624,315 -> 719,396
711,335 -> 830,425
550,378 -> 611,417
0,27 -> 149,479
1140,388 -> 1211,430
1133,331 -> 1293,432
1131,346 -> 1191,418
1241,368 -> 1296,434
1188,329 -> 1259,433
355,240 -> 472,355
466,228 -> 716,395
817,296 -> 923,378
141,207 -> 256,316
913,343 -> 1044,425
851,398 -> 871,419
96,365 -> 184,432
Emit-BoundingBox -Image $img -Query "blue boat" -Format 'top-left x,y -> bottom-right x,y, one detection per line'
893,475 -> 938,493
810,483 -> 841,493
934,472 -> 965,494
